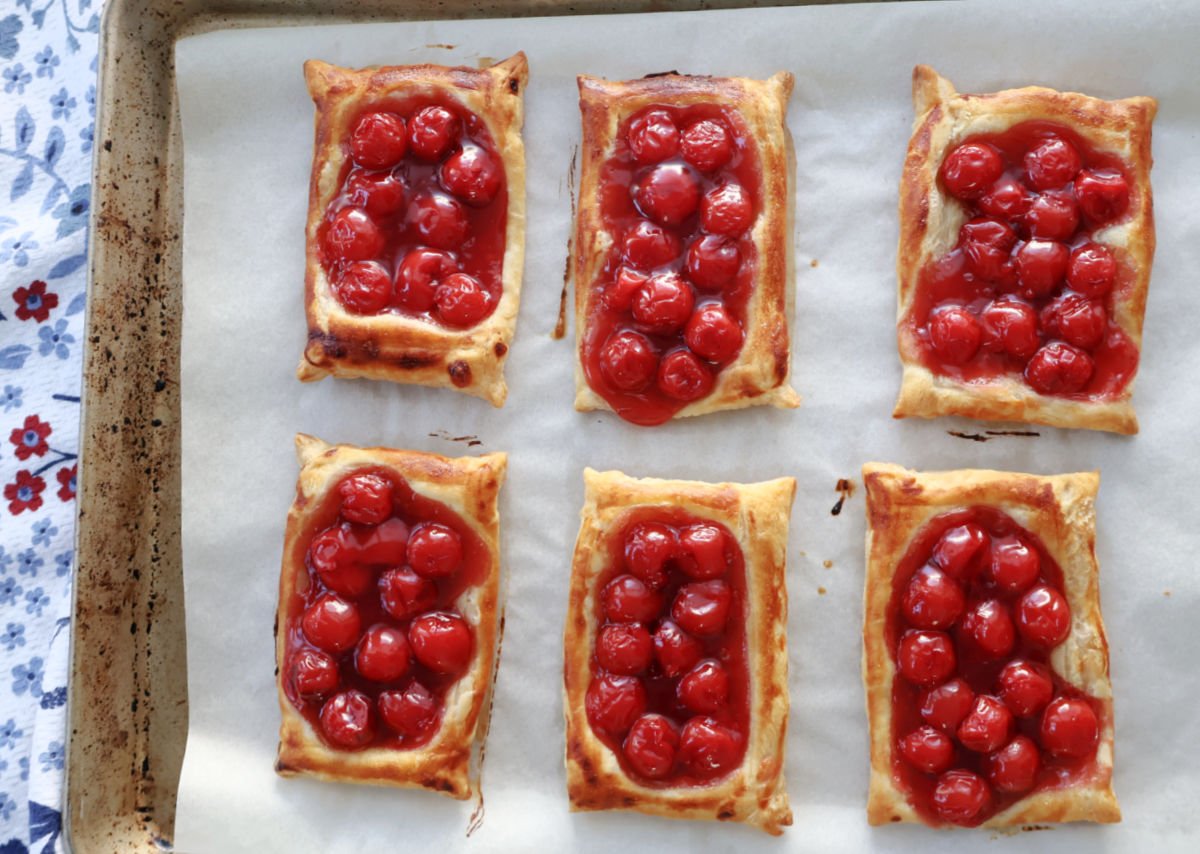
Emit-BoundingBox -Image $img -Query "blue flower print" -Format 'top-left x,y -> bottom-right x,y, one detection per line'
40,685 -> 66,709
50,86 -> 76,119
0,719 -> 23,748
52,183 -> 89,237
85,82 -> 95,117
16,549 -> 42,577
12,656 -> 44,696
31,519 -> 58,547
0,577 -> 21,606
1,232 -> 39,267
1,385 -> 23,412
55,550 -> 72,577
1,623 -> 26,652
0,792 -> 14,822
0,546 -> 12,575
35,45 -> 58,78
0,14 -> 23,60
25,587 -> 49,616
19,756 -> 29,781
38,320 -> 74,359
39,740 -> 64,772
79,123 -> 93,153
3,62 -> 31,94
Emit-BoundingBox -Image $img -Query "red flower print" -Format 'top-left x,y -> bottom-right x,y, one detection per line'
12,280 -> 59,323
57,465 -> 77,502
9,414 -> 51,460
4,470 -> 46,514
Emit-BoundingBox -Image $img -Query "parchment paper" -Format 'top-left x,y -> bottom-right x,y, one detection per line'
172,1 -> 1200,850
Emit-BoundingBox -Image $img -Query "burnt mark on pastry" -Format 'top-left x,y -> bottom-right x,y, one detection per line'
831,478 -> 855,516
1022,824 -> 1054,832
809,258 -> 819,268
448,360 -> 472,387
554,146 -> 578,341
949,430 -> 990,442
948,429 -> 1041,442
427,430 -> 483,447
396,352 -> 438,370
643,70 -> 682,79
987,429 -> 1041,437
424,43 -> 457,50
493,341 -> 507,358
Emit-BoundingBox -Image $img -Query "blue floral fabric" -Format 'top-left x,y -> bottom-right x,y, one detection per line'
0,0 -> 100,848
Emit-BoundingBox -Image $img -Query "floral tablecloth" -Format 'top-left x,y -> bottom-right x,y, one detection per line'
0,0 -> 100,849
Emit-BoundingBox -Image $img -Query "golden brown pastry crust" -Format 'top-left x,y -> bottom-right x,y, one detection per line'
573,72 -> 800,420
299,54 -> 527,406
861,463 -> 1119,827
894,65 -> 1156,435
275,434 -> 506,800
563,468 -> 796,835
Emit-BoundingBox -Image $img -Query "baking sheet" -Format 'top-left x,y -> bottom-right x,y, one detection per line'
172,1 -> 1200,850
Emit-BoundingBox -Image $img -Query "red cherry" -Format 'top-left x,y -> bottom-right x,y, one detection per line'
596,623 -> 653,675
408,191 -> 469,250
1040,697 -> 1100,759
623,220 -> 682,269
700,183 -> 753,236
1015,239 -> 1069,298
1042,294 -> 1107,350
395,248 -> 457,312
652,620 -> 703,678
988,537 -> 1040,594
671,579 -> 732,637
440,145 -> 502,207
406,522 -> 463,579
355,624 -> 412,682
960,217 -> 1017,282
435,272 -> 492,328
987,735 -> 1041,793
657,350 -> 714,402
407,105 -> 461,161
379,567 -> 437,621
350,112 -> 407,169
978,177 -> 1032,220
678,717 -> 742,778
1025,343 -> 1094,394
333,261 -> 392,315
291,648 -> 339,699
997,659 -> 1054,717
1025,137 -> 1082,190
600,330 -> 658,392
1067,243 -> 1118,298
928,306 -> 982,365
902,565 -> 966,629
602,575 -> 662,623
683,304 -> 743,364
338,473 -> 393,525
1075,169 -> 1130,223
680,119 -> 734,173
379,681 -> 440,739
302,594 -> 362,653
634,164 -> 701,227
408,611 -> 472,674
920,678 -> 975,733
308,525 -> 370,597
941,142 -> 1003,200
896,630 -> 956,687
677,660 -> 730,714
605,266 -> 649,312
961,599 -> 1016,659
322,207 -> 384,262
627,109 -> 679,165
686,235 -> 741,291
354,517 -> 410,566
958,695 -> 1013,753
1016,584 -> 1071,648
320,690 -> 375,748
624,522 -> 678,589
676,524 -> 731,580
586,672 -> 646,735
345,169 -> 406,217
980,298 -> 1040,360
1026,190 -> 1080,241
933,769 -> 992,825
931,523 -> 989,581
631,272 -> 694,334
623,714 -> 679,779
898,725 -> 956,774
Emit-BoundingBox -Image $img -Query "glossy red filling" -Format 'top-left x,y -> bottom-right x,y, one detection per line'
581,104 -> 761,426
905,121 -> 1139,399
318,95 -> 507,329
586,508 -> 749,785
282,469 -> 488,751
887,508 -> 1105,826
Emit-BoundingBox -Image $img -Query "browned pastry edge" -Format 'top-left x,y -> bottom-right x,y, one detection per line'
275,434 -> 506,799
861,462 -> 1120,827
299,54 -> 528,406
893,65 -> 1156,434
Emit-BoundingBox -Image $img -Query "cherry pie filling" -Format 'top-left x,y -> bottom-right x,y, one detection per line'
586,509 -> 750,785
887,508 -> 1106,826
905,121 -> 1140,399
581,104 -> 762,426
283,470 -> 489,751
317,95 -> 508,329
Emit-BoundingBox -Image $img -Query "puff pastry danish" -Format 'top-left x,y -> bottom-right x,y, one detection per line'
563,468 -> 795,834
862,463 -> 1119,827
275,434 -> 505,799
299,54 -> 527,406
573,72 -> 799,426
893,65 -> 1156,434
